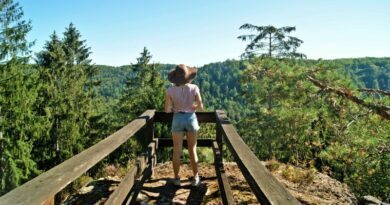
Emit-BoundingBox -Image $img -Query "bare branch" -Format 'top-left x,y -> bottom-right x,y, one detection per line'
307,74 -> 390,120
357,88 -> 390,96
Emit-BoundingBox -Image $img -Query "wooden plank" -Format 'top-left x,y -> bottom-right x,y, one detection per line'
106,141 -> 156,205
147,140 -> 157,177
147,140 -> 157,166
104,166 -> 138,205
216,119 -> 223,157
215,110 -> 300,205
212,141 -> 234,205
0,110 -> 156,205
41,197 -> 54,205
146,115 -> 154,143
154,111 -> 216,123
157,138 -> 214,148
125,164 -> 153,205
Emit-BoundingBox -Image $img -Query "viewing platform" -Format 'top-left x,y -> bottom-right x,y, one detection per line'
0,110 -> 300,205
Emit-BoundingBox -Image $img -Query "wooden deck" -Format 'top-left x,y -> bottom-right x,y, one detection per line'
0,110 -> 300,205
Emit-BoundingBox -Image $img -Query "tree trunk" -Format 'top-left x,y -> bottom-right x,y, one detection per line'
269,33 -> 272,57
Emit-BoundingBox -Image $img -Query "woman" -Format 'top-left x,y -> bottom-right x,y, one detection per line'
165,64 -> 204,187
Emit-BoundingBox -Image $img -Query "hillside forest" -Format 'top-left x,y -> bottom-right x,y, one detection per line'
0,1 -> 389,202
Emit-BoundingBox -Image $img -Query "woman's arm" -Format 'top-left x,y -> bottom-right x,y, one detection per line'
194,92 -> 204,111
165,90 -> 172,113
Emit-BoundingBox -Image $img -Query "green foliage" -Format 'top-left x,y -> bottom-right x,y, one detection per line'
0,0 -> 44,195
0,3 -> 388,200
111,47 -> 167,165
118,47 -> 165,121
240,57 -> 389,201
33,23 -> 94,170
193,60 -> 249,123
337,57 -> 390,91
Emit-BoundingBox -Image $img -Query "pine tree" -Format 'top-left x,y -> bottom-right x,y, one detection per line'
34,32 -> 67,168
34,25 -> 94,169
0,0 -> 44,195
113,47 -> 166,164
119,47 -> 165,121
238,24 -> 305,59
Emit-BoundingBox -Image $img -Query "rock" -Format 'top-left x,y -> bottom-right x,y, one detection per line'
359,195 -> 389,205
78,185 -> 94,194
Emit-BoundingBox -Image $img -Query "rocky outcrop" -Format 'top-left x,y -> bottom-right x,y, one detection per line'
63,161 -> 359,205
261,161 -> 357,205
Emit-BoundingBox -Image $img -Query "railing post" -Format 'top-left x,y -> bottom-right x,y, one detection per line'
146,110 -> 155,142
145,110 -> 156,174
215,111 -> 224,158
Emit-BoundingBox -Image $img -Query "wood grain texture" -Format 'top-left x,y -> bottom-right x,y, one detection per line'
216,110 -> 300,205
212,141 -> 234,205
0,110 -> 155,205
104,167 -> 138,205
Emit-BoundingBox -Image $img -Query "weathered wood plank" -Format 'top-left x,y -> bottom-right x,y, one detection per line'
216,110 -> 300,205
146,115 -> 155,143
104,166 -> 138,205
125,164 -> 153,205
157,138 -> 214,147
41,197 -> 54,205
154,111 -> 216,123
0,110 -> 155,205
212,141 -> 234,205
106,140 -> 156,205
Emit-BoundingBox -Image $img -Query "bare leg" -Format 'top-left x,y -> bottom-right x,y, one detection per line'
186,131 -> 199,177
172,132 -> 184,179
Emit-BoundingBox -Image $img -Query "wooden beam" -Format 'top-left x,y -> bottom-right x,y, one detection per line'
0,110 -> 156,205
104,166 -> 138,205
212,141 -> 234,205
154,112 -> 216,123
157,138 -> 214,148
215,110 -> 300,205
106,140 -> 157,205
125,164 -> 153,205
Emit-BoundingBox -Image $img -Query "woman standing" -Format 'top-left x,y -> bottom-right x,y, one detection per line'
165,64 -> 204,187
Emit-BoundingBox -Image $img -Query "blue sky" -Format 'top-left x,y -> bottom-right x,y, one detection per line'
19,0 -> 390,66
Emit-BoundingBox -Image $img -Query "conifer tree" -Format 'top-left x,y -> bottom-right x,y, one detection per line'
238,24 -> 305,59
114,47 -> 166,162
34,25 -> 94,169
0,0 -> 44,195
119,47 -> 165,121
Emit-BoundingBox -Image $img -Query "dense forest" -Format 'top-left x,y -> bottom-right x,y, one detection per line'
0,0 -> 389,202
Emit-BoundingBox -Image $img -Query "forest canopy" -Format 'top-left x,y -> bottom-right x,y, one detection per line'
0,0 -> 389,202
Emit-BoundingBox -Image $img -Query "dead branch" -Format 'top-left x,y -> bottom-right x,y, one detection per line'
307,74 -> 390,120
357,88 -> 390,96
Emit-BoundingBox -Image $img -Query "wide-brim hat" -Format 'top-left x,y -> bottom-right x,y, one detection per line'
168,64 -> 197,85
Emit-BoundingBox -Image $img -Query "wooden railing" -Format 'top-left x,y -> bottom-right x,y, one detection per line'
0,110 -> 300,205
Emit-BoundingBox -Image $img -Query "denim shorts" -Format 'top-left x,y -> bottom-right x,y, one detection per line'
171,112 -> 200,132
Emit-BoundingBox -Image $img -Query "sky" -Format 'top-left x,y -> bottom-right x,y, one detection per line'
19,0 -> 390,67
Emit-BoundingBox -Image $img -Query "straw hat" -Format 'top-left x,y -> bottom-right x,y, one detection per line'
168,64 -> 197,85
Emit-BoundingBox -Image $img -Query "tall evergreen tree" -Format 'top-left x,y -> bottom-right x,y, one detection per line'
0,0 -> 44,195
112,47 -> 166,163
62,23 -> 91,66
119,47 -> 165,121
238,24 -> 306,59
34,25 -> 94,170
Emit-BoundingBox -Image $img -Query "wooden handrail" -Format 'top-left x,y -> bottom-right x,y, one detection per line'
0,110 -> 300,205
215,110 -> 300,205
154,111 -> 216,123
0,110 -> 155,205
